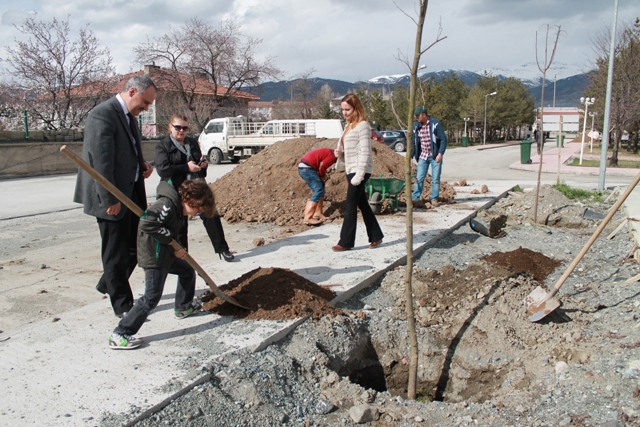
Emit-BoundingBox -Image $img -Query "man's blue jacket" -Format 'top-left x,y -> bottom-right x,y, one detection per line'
411,117 -> 448,161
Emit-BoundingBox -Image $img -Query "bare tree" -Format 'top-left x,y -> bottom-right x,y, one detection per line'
135,19 -> 281,131
290,68 -> 317,119
5,15 -> 115,130
533,25 -> 562,223
588,18 -> 640,166
314,84 -> 339,119
395,0 -> 446,400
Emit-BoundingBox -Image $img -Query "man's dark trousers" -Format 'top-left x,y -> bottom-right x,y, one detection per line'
96,183 -> 145,316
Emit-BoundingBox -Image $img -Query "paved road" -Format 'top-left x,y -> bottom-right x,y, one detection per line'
442,142 -> 636,188
0,163 -> 237,221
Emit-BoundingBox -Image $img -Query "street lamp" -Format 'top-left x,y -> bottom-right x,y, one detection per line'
483,91 -> 497,145
463,117 -> 470,136
579,97 -> 595,165
589,111 -> 598,153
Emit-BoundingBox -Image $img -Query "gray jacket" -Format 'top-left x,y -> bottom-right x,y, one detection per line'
73,96 -> 146,220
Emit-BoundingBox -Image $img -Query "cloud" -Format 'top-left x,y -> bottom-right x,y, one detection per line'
0,0 -> 637,82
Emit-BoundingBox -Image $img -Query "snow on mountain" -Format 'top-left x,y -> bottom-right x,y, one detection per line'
478,62 -> 586,86
368,63 -> 588,87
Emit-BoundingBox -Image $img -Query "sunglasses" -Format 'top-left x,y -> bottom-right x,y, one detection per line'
172,124 -> 189,132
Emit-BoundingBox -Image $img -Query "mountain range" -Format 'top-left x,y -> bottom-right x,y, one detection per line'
246,64 -> 593,108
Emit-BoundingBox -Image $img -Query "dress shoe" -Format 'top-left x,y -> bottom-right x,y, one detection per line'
96,282 -> 107,294
219,250 -> 235,262
369,240 -> 383,249
332,245 -> 350,252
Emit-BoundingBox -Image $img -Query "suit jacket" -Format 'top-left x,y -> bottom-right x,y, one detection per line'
74,96 -> 146,221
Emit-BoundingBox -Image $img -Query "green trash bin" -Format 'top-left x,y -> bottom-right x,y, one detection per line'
461,136 -> 468,147
520,139 -> 533,164
557,135 -> 565,148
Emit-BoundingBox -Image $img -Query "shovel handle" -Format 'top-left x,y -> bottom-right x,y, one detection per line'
544,170 -> 640,303
61,145 -> 248,310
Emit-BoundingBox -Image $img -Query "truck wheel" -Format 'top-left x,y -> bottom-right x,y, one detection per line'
208,148 -> 223,165
394,142 -> 405,152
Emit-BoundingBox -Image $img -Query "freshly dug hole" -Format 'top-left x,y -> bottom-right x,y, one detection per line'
329,247 -> 582,404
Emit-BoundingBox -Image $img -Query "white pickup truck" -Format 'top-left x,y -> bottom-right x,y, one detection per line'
198,117 -> 344,164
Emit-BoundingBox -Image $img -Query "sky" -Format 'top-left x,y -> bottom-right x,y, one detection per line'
1,0 -> 639,83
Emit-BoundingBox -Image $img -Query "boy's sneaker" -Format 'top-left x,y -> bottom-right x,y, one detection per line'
109,333 -> 142,350
174,301 -> 203,319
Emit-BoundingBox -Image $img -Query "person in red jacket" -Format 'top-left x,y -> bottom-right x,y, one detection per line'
298,147 -> 337,225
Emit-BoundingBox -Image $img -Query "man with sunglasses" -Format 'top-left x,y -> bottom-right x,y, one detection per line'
74,75 -> 156,318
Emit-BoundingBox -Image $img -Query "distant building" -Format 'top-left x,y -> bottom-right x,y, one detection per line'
70,64 -> 259,137
535,107 -> 580,134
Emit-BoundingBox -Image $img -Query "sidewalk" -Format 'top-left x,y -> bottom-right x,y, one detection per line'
509,141 -> 639,177
0,182 -> 514,426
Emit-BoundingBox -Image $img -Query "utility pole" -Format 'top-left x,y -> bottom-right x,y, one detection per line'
599,0 -> 619,190
553,74 -> 557,108
557,115 -> 563,184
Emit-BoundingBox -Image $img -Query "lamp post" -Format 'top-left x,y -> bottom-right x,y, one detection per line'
579,97 -> 595,165
553,74 -> 557,108
483,91 -> 497,145
463,117 -> 469,136
589,111 -> 598,153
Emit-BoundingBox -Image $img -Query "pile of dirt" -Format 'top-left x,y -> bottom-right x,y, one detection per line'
481,247 -> 562,282
200,267 -> 343,320
211,138 -> 455,228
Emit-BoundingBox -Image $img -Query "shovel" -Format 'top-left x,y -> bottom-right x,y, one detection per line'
525,170 -> 640,322
61,145 -> 248,310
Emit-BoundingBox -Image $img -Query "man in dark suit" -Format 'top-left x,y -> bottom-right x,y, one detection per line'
74,75 -> 156,317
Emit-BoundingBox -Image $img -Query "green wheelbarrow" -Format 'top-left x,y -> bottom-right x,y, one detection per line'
366,176 -> 406,214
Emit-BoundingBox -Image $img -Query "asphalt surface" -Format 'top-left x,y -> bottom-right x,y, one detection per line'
1,141 -> 639,426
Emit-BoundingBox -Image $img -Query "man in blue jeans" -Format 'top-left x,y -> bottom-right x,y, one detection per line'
411,106 -> 448,205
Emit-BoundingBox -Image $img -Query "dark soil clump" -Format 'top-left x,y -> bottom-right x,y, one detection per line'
201,267 -> 343,320
481,246 -> 562,282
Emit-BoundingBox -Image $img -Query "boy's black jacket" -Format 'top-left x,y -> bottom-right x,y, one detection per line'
137,180 -> 184,269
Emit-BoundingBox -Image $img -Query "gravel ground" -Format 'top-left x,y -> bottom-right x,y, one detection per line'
98,185 -> 640,427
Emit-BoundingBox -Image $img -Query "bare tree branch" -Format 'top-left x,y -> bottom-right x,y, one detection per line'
5,14 -> 115,130
135,18 -> 282,131
533,24 -> 562,223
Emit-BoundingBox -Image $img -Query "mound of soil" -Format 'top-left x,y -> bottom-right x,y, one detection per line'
211,138 -> 455,228
200,267 -> 343,320
481,246 -> 562,282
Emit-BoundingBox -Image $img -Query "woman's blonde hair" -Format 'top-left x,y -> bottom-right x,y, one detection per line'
168,114 -> 189,132
341,93 -> 366,130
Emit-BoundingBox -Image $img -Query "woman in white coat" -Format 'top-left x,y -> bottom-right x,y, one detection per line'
332,93 -> 384,251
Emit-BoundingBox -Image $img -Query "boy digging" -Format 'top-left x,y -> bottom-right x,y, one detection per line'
109,178 -> 215,350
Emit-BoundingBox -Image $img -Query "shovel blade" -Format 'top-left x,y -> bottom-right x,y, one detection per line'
209,286 -> 249,310
523,286 -> 560,322
469,218 -> 491,237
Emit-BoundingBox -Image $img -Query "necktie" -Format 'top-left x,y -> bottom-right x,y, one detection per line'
127,113 -> 144,179
127,112 -> 139,144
